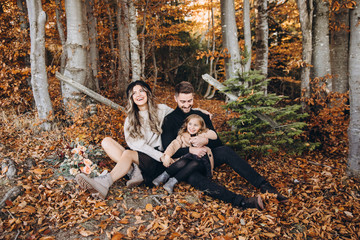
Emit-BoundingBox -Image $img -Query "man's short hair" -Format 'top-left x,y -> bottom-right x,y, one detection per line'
175,81 -> 194,96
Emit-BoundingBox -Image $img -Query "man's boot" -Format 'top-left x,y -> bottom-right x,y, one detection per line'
126,164 -> 144,187
240,195 -> 264,210
163,177 -> 178,194
260,182 -> 288,202
76,173 -> 113,200
152,171 -> 170,186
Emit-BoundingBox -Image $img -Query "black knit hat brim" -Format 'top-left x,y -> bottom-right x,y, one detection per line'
126,80 -> 152,98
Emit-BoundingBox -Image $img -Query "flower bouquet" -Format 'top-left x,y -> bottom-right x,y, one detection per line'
59,142 -> 104,178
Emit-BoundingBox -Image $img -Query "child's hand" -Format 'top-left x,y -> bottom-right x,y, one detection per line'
161,155 -> 172,167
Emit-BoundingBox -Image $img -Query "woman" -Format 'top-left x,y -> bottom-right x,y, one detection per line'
75,80 -> 172,199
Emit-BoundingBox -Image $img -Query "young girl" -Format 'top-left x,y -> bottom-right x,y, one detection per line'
152,114 -> 218,194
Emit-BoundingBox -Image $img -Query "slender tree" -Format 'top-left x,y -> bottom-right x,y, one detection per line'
128,0 -> 141,81
254,0 -> 268,77
55,0 -> 66,74
243,0 -> 251,72
105,0 -> 116,86
330,5 -> 349,93
26,0 -> 53,130
86,0 -> 100,91
296,0 -> 313,100
347,0 -> 360,178
312,0 -> 331,90
117,0 -> 130,94
62,0 -> 90,107
220,0 -> 242,79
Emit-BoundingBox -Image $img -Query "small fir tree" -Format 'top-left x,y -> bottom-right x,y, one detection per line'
220,70 -> 314,157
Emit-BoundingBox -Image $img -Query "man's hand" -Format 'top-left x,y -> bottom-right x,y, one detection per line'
190,136 -> 209,148
196,108 -> 213,119
189,146 -> 207,158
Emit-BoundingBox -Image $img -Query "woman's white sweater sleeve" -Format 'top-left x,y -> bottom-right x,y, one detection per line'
124,118 -> 163,161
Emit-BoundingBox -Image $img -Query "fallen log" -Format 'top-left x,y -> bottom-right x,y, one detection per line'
55,72 -> 125,112
201,73 -> 280,129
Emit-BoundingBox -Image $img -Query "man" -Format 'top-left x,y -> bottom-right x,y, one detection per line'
161,81 -> 287,210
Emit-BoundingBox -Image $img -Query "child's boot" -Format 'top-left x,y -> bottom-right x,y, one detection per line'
152,171 -> 170,186
163,177 -> 178,194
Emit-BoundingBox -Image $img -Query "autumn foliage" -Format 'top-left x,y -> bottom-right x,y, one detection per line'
0,0 -> 359,240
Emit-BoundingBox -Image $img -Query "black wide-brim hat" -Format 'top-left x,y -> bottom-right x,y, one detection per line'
126,80 -> 152,98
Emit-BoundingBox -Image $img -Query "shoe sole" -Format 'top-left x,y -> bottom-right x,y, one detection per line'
126,179 -> 143,188
75,174 -> 106,200
256,195 -> 264,210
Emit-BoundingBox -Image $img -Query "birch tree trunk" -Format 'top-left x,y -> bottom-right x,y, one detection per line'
128,0 -> 141,81
220,0 -> 242,79
243,0 -> 251,72
347,0 -> 360,178
26,0 -> 53,130
62,0 -> 90,106
312,0 -> 331,90
117,0 -> 130,95
254,0 -> 269,77
330,7 -> 349,93
296,0 -> 313,99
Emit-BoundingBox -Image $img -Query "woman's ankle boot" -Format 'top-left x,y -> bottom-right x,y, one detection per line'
152,171 -> 170,186
163,177 -> 178,194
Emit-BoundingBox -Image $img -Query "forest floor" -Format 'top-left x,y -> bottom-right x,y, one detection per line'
0,81 -> 359,240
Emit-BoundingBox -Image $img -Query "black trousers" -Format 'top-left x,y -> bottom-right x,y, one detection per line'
185,146 -> 268,206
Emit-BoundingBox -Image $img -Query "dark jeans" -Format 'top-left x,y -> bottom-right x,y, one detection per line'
185,146 -> 268,206
212,146 -> 266,188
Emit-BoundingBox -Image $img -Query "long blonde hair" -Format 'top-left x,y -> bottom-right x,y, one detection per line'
126,84 -> 162,139
178,114 -> 207,136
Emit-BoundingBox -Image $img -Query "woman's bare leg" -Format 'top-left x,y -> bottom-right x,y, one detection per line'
101,137 -> 126,163
110,150 -> 139,182
102,137 -> 144,187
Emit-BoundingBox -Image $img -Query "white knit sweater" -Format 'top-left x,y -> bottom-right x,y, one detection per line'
124,104 -> 173,162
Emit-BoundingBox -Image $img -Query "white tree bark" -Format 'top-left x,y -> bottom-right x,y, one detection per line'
243,0 -> 251,72
296,0 -> 313,99
347,0 -> 360,178
128,0 -> 141,81
117,0 -> 130,94
330,7 -> 349,93
220,0 -> 242,79
312,0 -> 331,90
254,0 -> 269,77
26,0 -> 53,130
62,0 -> 90,106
